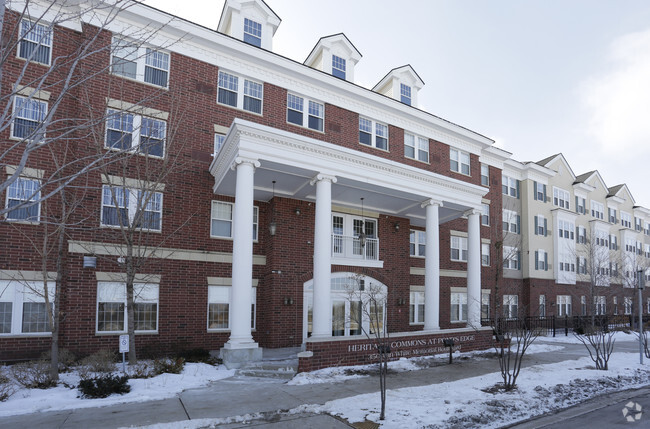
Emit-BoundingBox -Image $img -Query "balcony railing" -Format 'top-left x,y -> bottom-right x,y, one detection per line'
332,234 -> 379,261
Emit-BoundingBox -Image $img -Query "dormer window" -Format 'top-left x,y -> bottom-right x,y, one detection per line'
332,55 -> 346,80
400,84 -> 412,105
243,18 -> 262,47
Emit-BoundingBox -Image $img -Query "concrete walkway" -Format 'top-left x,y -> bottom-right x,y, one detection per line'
0,340 -> 633,428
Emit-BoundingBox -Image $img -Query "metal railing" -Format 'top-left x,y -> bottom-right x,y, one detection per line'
331,234 -> 379,261
482,314 -> 650,337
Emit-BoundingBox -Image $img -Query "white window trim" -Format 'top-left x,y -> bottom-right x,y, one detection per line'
0,280 -> 55,337
480,164 -> 489,186
243,17 -> 262,47
553,187 -> 570,210
481,243 -> 490,266
210,200 -> 259,241
207,285 -> 257,332
410,229 -> 426,258
11,95 -> 48,142
17,19 -> 53,66
96,282 -> 159,334
450,292 -> 468,323
450,235 -> 468,262
359,116 -> 389,151
503,295 -> 519,319
217,70 -> 264,115
5,176 -> 41,223
286,93 -> 324,132
409,288 -> 425,325
404,132 -> 429,163
503,245 -> 519,270
105,109 -> 167,159
450,148 -> 470,175
111,37 -> 170,89
100,185 -> 163,232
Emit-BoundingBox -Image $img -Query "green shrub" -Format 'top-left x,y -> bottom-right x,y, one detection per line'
11,361 -> 56,389
153,357 -> 185,375
78,375 -> 130,399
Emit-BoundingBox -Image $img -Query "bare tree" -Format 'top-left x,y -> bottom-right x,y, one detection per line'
344,274 -> 390,420
573,318 -> 616,370
493,312 -> 540,391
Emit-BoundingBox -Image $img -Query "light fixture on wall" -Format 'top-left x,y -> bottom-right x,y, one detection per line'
294,207 -> 301,215
359,197 -> 367,248
394,222 -> 400,232
269,181 -> 277,236
283,297 -> 294,305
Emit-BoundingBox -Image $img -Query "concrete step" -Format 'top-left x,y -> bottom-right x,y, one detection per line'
236,358 -> 298,380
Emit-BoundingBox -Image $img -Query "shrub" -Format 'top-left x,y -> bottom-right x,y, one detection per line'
78,375 -> 130,399
127,361 -> 156,379
0,373 -> 16,402
176,348 -> 211,363
11,361 -> 56,389
40,349 -> 77,372
153,357 -> 185,375
77,350 -> 117,379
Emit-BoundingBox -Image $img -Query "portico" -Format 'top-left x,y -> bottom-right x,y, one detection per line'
210,119 -> 488,367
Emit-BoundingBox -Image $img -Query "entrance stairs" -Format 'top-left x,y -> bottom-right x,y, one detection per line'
235,346 -> 300,380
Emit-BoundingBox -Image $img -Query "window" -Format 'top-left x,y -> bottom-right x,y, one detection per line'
613,296 -> 618,315
5,177 -> 40,222
409,290 -> 425,324
576,225 -> 586,244
217,71 -> 263,114
502,175 -> 519,198
557,295 -> 572,317
591,201 -> 604,220
624,297 -> 632,315
243,18 -> 262,47
213,133 -> 226,157
577,257 -> 587,274
12,96 -> 47,142
400,83 -> 411,105
359,117 -> 388,150
534,215 -> 547,236
539,295 -> 546,317
645,244 -> 650,258
481,204 -> 490,226
450,236 -> 468,262
208,285 -> 257,330
410,230 -> 426,257
18,20 -> 52,65
502,209 -> 520,234
533,181 -> 547,202
480,164 -> 489,186
450,148 -> 470,175
580,296 -> 587,315
594,296 -> 607,315
106,109 -> 166,157
503,295 -> 518,319
481,243 -> 490,266
481,293 -> 490,320
608,207 -> 617,224
621,212 -> 632,228
535,250 -> 548,271
451,292 -> 467,322
575,196 -> 586,214
503,246 -> 520,270
101,185 -> 163,231
404,132 -> 429,162
332,55 -> 346,79
0,280 -> 55,335
635,217 -> 644,232
287,94 -> 323,131
553,187 -> 570,210
558,220 -> 575,240
111,38 -> 169,87
211,201 -> 258,241
332,213 -> 379,261
96,283 -> 158,333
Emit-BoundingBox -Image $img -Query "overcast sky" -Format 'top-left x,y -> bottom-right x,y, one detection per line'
144,0 -> 650,206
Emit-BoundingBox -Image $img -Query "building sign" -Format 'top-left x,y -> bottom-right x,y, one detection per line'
348,335 -> 476,361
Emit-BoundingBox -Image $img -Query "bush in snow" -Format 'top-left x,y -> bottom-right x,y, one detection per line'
0,373 -> 16,402
78,374 -> 130,399
11,360 -> 56,389
77,350 -> 117,379
153,357 -> 185,375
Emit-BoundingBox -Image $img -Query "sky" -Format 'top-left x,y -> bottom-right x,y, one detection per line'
143,0 -> 650,205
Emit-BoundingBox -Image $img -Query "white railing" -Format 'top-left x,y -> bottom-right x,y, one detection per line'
331,234 -> 379,261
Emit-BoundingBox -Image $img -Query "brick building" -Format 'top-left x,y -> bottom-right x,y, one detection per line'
2,0 -> 647,370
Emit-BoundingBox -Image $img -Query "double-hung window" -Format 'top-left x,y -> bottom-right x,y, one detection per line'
591,201 -> 604,220
96,283 -> 158,333
400,83 -> 411,105
0,280 -> 55,335
502,174 -> 519,198
502,209 -> 520,234
535,250 -> 548,271
213,133 -> 226,157
18,20 -> 52,65
287,93 -> 324,131
576,225 -> 586,244
558,220 -> 575,240
359,117 -> 388,150
217,71 -> 263,115
208,285 -> 257,330
410,230 -> 426,257
553,187 -> 570,210
557,295 -> 572,317
211,201 -> 258,241
5,177 -> 40,222
503,246 -> 520,270
481,243 -> 490,266
450,292 -> 467,322
480,164 -> 489,186
608,207 -> 617,224
503,295 -> 518,319
595,296 -> 608,315
621,212 -> 632,228
450,236 -> 468,262
481,204 -> 490,226
534,215 -> 547,236
12,96 -> 47,142
106,110 -> 166,158
533,181 -> 547,202
450,148 -> 470,175
404,132 -> 428,162
111,38 -> 169,88
101,185 -> 163,231
332,55 -> 346,79
575,196 -> 586,214
243,18 -> 262,47
409,290 -> 425,324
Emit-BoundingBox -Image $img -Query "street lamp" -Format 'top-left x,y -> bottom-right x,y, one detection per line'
637,269 -> 645,365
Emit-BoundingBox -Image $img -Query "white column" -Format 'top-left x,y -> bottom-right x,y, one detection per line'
311,173 -> 337,338
225,157 -> 260,348
423,199 -> 442,331
466,209 -> 482,328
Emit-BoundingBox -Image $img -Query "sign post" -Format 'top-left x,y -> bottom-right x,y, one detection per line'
638,270 -> 645,365
119,334 -> 129,373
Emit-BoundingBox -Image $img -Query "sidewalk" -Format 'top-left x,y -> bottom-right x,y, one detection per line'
0,341 -> 609,428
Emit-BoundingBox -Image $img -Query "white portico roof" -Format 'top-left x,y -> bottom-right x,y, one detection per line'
210,119 -> 488,227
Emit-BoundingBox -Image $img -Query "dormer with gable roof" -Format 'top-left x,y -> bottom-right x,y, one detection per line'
217,0 -> 281,51
372,65 -> 424,107
304,33 -> 362,83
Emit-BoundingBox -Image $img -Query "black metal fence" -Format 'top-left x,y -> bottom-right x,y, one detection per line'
481,315 -> 650,337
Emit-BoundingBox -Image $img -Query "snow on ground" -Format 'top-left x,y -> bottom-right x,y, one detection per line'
0,363 -> 235,417
537,330 -> 639,344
